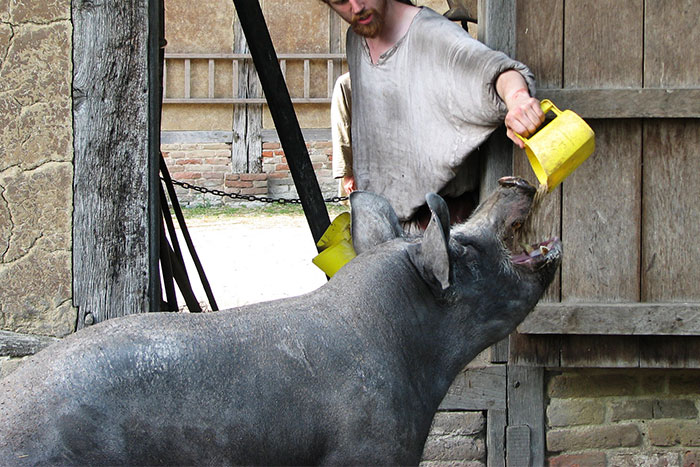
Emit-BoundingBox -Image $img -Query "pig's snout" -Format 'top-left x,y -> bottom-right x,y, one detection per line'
498,176 -> 536,195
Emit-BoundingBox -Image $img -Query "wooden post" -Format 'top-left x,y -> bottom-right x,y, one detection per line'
73,0 -> 156,326
232,0 -> 330,244
232,16 -> 262,173
478,0 -> 517,364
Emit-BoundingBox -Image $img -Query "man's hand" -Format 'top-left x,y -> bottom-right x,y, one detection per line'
343,175 -> 356,194
496,70 -> 545,149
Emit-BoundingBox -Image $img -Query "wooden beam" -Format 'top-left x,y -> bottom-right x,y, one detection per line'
507,366 -> 545,467
519,302 -> 700,335
439,366 -> 506,411
537,88 -> 700,119
73,0 -> 153,326
232,0 -> 330,244
0,331 -> 59,358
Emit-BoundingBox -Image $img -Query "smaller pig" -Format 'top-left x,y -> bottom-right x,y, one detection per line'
0,176 -> 561,466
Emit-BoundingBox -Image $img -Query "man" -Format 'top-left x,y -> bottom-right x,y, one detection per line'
325,0 -> 544,232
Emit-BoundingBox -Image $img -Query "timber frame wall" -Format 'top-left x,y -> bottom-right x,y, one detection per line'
477,0 -> 700,464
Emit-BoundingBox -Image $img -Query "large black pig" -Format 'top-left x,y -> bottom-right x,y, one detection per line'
0,176 -> 560,466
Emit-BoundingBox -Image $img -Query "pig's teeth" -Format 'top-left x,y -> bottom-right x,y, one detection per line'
520,241 -> 534,255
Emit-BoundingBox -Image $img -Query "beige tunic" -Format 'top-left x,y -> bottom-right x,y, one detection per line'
346,7 -> 535,221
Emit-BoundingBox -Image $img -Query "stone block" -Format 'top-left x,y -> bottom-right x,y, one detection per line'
609,399 -> 654,422
653,399 -> 698,419
548,452 -> 607,467
7,0 -> 69,23
548,372 -> 637,398
648,420 -> 700,447
1,22 -> 71,107
421,434 -> 485,463
607,452 -> 681,467
429,412 -> 485,437
547,424 -> 642,452
547,398 -> 605,427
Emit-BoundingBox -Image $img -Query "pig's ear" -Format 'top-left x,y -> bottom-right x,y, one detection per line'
350,191 -> 404,254
408,194 -> 451,291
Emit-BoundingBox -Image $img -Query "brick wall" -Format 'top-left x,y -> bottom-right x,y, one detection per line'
161,140 -> 338,207
546,369 -> 700,466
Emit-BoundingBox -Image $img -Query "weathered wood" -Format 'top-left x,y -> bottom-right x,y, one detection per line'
644,0 -> 700,88
488,409 -> 506,467
509,332 -> 561,367
232,15 -> 262,173
515,0 -> 563,89
536,88 -> 700,119
639,336 -> 700,369
507,366 -> 545,467
0,331 -> 59,358
505,425 -> 530,467
565,0 -> 643,89
562,120 -> 642,302
642,120 -> 700,301
477,0 -> 516,201
439,366 -> 506,411
73,0 -> 153,326
560,336 -> 640,368
519,303 -> 700,335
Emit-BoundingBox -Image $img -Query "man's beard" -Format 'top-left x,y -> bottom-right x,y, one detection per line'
350,4 -> 386,38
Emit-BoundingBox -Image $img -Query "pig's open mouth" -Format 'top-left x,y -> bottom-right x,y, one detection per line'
511,237 -> 561,270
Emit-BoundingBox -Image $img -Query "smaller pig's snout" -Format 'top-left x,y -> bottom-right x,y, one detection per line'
498,176 -> 536,195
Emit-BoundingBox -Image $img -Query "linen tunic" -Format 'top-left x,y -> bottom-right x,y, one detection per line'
347,7 -> 536,221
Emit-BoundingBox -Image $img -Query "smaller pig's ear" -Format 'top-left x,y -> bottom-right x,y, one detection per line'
350,191 -> 404,254
408,194 -> 451,291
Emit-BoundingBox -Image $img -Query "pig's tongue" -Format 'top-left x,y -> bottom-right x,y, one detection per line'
511,238 -> 559,265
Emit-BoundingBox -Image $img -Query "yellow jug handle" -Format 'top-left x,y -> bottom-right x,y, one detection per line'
514,98 -> 561,144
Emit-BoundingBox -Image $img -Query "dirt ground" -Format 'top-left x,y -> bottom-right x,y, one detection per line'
173,214 -> 329,310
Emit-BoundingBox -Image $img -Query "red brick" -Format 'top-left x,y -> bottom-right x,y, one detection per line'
262,151 -> 275,158
275,164 -> 289,171
267,172 -> 289,179
171,172 -> 201,180
204,158 -> 229,166
175,159 -> 200,165
239,173 -> 267,181
548,452 -> 606,467
202,172 -> 224,180
262,142 -> 280,149
547,425 -> 642,452
225,180 -> 253,188
240,188 -> 267,195
224,174 -> 240,181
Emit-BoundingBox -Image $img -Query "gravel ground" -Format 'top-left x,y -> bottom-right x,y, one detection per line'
172,214 -> 329,310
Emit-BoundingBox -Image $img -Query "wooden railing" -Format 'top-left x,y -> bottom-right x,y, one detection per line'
163,53 -> 347,104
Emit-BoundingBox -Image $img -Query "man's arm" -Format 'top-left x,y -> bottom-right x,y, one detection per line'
496,69 -> 545,149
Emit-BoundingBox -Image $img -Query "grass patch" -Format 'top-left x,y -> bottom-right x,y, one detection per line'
175,202 -> 350,220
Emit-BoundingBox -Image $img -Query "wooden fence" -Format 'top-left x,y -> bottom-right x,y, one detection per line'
163,53 -> 347,104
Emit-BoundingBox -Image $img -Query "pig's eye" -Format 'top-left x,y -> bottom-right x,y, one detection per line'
511,221 -> 522,230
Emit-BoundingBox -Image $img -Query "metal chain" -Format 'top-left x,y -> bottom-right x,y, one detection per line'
166,178 -> 348,205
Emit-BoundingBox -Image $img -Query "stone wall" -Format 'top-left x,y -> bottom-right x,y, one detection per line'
0,1 -> 75,338
546,369 -> 700,466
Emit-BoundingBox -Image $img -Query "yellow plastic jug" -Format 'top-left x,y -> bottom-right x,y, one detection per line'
516,99 -> 595,192
312,212 -> 357,277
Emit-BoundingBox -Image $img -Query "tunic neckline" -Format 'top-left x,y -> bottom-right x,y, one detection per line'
361,7 -> 426,66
